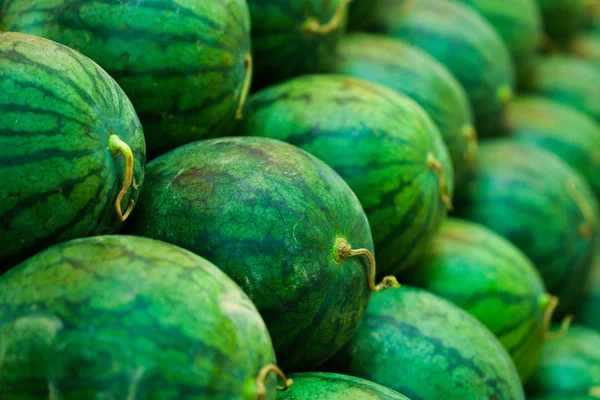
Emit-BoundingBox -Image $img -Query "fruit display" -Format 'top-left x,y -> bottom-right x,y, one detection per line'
2,0 -> 600,398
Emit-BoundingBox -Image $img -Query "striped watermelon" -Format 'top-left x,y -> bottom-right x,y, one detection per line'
0,32 -> 145,270
331,286 -> 525,399
531,56 -> 600,124
127,137 -> 399,371
575,255 -> 600,332
456,140 -> 599,316
248,0 -> 349,89
0,235 -> 282,399
451,0 -> 543,90
347,0 -> 414,31
571,32 -> 600,68
277,373 -> 410,399
406,218 -> 550,382
331,34 -> 476,189
239,75 -> 453,276
376,0 -> 515,137
507,96 -> 600,199
526,325 -> 600,399
1,0 -> 251,157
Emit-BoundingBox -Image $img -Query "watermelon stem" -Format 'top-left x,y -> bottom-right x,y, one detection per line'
335,238 -> 400,292
565,178 -> 596,238
589,386 -> 600,398
426,153 -> 453,210
255,364 -> 293,399
108,134 -> 136,222
236,52 -> 253,120
302,0 -> 352,36
542,295 -> 573,340
462,125 -> 478,163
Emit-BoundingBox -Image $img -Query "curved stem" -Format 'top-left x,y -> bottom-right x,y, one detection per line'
336,238 -> 400,292
590,386 -> 600,398
566,178 -> 596,238
542,295 -> 573,340
108,134 -> 135,222
255,364 -> 292,400
426,153 -> 453,210
302,0 -> 351,35
462,125 -> 478,163
236,52 -> 253,120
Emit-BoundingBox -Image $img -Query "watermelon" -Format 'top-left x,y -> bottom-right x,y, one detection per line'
0,235 -> 283,400
526,325 -> 600,398
536,0 -> 589,45
330,34 -> 476,189
238,75 -> 453,276
574,255 -> 600,332
450,0 -> 543,90
0,32 -> 145,270
456,140 -> 599,316
0,0 -> 251,157
571,32 -> 600,68
531,56 -> 600,124
127,137 -> 398,371
276,372 -> 410,399
347,0 -> 414,31
248,0 -> 349,89
507,96 -> 600,199
375,0 -> 515,137
406,218 -> 549,382
330,286 -> 525,399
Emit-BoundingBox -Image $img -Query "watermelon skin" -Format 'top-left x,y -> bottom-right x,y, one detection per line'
536,0 -> 588,45
0,235 -> 278,400
507,96 -> 600,200
574,255 -> 600,332
277,372 -> 410,399
406,218 -> 548,383
331,286 -> 525,400
347,0 -> 413,31
531,56 -> 600,124
571,33 -> 600,68
526,325 -> 600,398
331,34 -> 475,189
127,137 -> 375,372
451,0 -> 543,90
248,0 -> 347,90
377,0 -> 515,137
0,0 -> 251,157
238,75 -> 453,276
456,140 -> 599,316
0,32 -> 145,270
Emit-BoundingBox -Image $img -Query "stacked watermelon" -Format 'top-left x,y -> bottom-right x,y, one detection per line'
1,0 -> 600,398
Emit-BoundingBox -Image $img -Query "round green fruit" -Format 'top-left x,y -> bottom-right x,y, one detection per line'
239,75 -> 453,276
0,235 -> 279,400
0,31 -> 145,270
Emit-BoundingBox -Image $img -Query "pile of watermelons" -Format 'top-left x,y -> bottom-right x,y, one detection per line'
1,0 -> 600,398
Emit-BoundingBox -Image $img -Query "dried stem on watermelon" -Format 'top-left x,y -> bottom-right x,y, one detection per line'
541,294 -> 573,340
566,178 -> 596,238
236,52 -> 253,120
462,125 -> 478,163
108,134 -> 136,222
302,0 -> 351,36
426,153 -> 453,210
335,238 -> 400,292
255,364 -> 293,399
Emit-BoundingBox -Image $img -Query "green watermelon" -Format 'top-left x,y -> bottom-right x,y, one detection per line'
375,0 -> 515,137
456,140 -> 599,316
574,255 -> 600,332
531,56 -> 600,124
238,75 -> 453,276
0,235 -> 282,400
0,32 -> 145,270
127,137 -> 398,371
507,96 -> 600,199
0,0 -> 251,157
347,0 -> 414,31
330,286 -> 525,399
276,372 -> 410,399
330,34 -> 476,189
571,32 -> 600,68
450,0 -> 543,90
526,325 -> 600,398
248,0 -> 349,89
536,0 -> 589,45
406,218 -> 549,382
